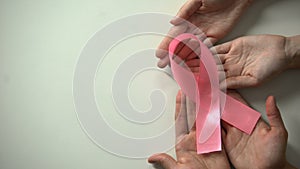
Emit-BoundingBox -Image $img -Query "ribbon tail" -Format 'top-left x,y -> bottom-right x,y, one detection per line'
220,92 -> 261,134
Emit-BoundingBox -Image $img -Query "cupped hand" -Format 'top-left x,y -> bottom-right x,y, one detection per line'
157,0 -> 252,68
214,35 -> 291,89
222,90 -> 296,169
148,91 -> 230,169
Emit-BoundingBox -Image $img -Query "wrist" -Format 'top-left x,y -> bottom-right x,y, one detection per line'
285,35 -> 300,69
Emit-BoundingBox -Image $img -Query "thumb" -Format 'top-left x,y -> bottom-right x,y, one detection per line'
265,96 -> 286,130
148,153 -> 177,169
170,0 -> 202,25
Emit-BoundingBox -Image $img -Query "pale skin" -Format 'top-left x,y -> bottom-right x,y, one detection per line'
214,35 -> 300,89
148,91 -> 297,169
156,0 -> 253,68
223,90 -> 297,169
148,91 -> 231,169
151,0 -> 300,167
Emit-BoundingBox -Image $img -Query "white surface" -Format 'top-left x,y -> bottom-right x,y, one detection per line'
0,0 -> 299,168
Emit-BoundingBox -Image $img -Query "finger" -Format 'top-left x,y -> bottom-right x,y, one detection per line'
203,38 -> 215,47
215,54 -> 226,64
223,65 -> 241,77
213,41 -> 232,54
218,67 -> 226,84
185,51 -> 198,61
175,90 -> 182,120
212,54 -> 224,66
186,97 -> 196,131
176,39 -> 200,61
174,41 -> 187,56
218,71 -> 226,83
220,76 -> 258,89
156,44 -> 169,60
265,96 -> 286,130
190,67 -> 200,73
217,64 -> 225,71
156,23 -> 188,60
170,0 -> 202,25
148,153 -> 177,169
185,46 -> 200,61
175,91 -> 188,141
157,56 -> 170,68
179,58 -> 200,73
185,58 -> 200,68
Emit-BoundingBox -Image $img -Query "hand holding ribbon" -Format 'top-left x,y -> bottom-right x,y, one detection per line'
168,33 -> 261,154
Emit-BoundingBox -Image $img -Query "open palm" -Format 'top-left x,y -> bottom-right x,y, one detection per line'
222,91 -> 295,169
148,91 -> 230,169
214,35 -> 290,89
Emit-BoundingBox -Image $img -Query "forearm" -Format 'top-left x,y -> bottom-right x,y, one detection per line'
285,35 -> 300,69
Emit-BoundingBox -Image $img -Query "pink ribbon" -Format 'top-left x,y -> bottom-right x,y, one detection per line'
169,33 -> 261,154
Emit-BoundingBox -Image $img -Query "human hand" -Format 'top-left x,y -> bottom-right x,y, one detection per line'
148,91 -> 230,169
222,90 -> 296,169
157,0 -> 252,68
214,35 -> 291,89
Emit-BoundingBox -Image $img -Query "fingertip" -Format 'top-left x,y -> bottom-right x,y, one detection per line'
157,57 -> 169,68
170,17 -> 183,25
157,61 -> 166,68
265,95 -> 277,115
156,49 -> 168,59
147,153 -> 176,168
176,90 -> 182,98
265,95 -> 286,130
148,153 -> 164,163
266,95 -> 275,106
147,155 -> 156,163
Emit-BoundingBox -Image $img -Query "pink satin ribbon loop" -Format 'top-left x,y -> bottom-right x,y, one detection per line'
168,33 -> 261,154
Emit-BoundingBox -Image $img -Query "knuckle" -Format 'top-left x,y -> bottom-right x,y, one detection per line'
177,156 -> 189,163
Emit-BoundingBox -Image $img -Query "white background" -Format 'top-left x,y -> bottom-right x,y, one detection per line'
0,0 -> 299,168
